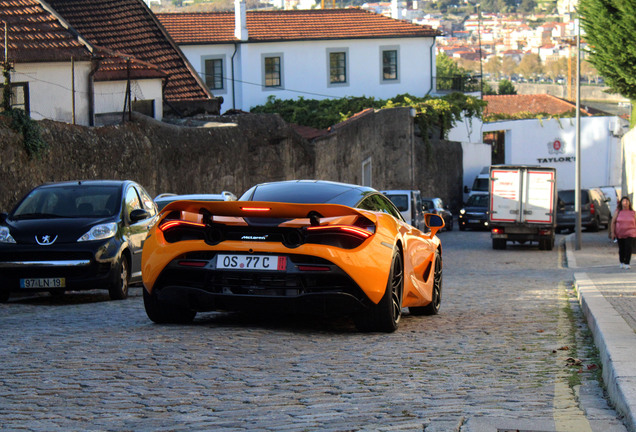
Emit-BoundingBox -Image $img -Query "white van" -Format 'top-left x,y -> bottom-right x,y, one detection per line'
464,166 -> 490,198
381,190 -> 424,230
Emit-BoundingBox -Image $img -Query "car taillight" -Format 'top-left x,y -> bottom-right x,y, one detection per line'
240,207 -> 271,212
158,220 -> 206,243
590,203 -> 595,214
492,228 -> 503,234
305,224 -> 374,249
159,220 -> 206,231
307,225 -> 373,239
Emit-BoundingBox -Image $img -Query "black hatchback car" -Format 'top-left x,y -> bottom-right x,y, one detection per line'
0,180 -> 158,302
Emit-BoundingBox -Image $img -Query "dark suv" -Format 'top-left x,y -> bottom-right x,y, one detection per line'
556,188 -> 612,232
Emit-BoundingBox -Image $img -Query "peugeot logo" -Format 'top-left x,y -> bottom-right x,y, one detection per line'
36,235 -> 58,245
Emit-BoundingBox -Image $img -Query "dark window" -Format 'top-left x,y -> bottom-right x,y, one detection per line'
204,58 -> 224,90
382,50 -> 398,80
264,57 -> 281,87
330,52 -> 347,84
131,100 -> 155,118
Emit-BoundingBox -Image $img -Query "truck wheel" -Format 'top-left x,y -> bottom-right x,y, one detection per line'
493,239 -> 506,250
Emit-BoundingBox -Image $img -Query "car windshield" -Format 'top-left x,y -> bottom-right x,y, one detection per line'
384,194 -> 408,211
12,185 -> 121,219
466,195 -> 489,207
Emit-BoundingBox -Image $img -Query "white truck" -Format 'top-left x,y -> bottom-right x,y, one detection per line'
489,165 -> 557,250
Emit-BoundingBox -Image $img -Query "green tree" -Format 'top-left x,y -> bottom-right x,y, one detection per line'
498,79 -> 517,95
517,53 -> 543,81
484,56 -> 502,80
501,56 -> 518,79
436,53 -> 474,91
579,0 -> 636,99
544,57 -> 567,81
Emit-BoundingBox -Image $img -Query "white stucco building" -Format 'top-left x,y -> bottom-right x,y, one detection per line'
157,1 -> 440,113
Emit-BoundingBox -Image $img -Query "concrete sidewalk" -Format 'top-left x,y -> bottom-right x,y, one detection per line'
567,231 -> 636,431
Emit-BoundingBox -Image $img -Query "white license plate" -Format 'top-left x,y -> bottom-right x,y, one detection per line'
216,254 -> 286,271
20,278 -> 66,289
468,219 -> 480,223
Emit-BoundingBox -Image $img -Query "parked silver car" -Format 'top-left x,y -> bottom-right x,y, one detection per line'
556,188 -> 612,232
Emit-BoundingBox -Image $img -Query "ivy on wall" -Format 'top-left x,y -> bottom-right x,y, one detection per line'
251,92 -> 487,141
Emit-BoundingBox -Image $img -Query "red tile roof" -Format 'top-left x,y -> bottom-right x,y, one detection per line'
156,8 -> 440,45
483,94 -> 597,117
0,0 -> 92,62
46,0 -> 212,102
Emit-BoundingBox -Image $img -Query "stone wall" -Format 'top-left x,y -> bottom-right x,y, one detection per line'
314,107 -> 464,211
0,109 -> 464,213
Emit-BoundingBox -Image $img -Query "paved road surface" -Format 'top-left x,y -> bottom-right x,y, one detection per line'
0,230 -> 628,431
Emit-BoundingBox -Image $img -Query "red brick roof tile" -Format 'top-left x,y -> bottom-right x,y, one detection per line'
46,0 -> 211,102
157,8 -> 440,45
483,94 -> 597,117
0,0 -> 92,62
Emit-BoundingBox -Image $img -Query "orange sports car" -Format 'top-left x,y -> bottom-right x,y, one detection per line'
141,180 -> 444,332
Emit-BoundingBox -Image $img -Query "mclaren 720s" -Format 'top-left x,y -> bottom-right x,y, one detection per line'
141,180 -> 444,332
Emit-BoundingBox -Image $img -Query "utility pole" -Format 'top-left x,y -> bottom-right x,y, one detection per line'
2,22 -> 13,112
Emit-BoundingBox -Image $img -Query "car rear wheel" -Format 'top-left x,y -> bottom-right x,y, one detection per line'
143,287 -> 196,324
108,256 -> 130,300
355,249 -> 403,332
410,249 -> 442,316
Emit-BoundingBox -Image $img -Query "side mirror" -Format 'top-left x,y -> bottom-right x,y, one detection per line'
425,213 -> 445,228
130,209 -> 150,223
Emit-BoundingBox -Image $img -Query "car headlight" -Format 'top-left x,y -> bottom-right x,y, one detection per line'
78,222 -> 117,242
459,209 -> 465,214
0,226 -> 16,243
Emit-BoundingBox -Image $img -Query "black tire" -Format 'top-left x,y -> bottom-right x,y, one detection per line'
143,287 -> 196,324
446,218 -> 453,231
459,224 -> 466,231
410,249 -> 442,316
493,238 -> 507,250
355,249 -> 403,332
108,256 -> 130,300
588,217 -> 600,232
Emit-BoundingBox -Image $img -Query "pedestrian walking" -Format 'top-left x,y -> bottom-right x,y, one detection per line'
610,196 -> 636,269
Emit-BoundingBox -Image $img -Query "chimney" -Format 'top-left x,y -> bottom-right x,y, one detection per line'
235,0 -> 248,41
391,0 -> 402,20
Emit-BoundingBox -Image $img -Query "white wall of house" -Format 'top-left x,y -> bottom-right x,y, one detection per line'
447,115 -> 491,200
12,61 -> 92,126
12,63 -> 163,126
481,116 -> 625,191
94,79 -> 164,121
180,37 -> 436,113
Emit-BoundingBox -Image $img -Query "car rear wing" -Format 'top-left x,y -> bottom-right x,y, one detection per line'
160,200 -> 376,223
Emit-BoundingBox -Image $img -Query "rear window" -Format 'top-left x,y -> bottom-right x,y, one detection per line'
558,190 -> 589,205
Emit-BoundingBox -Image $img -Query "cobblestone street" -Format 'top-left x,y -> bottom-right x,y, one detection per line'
0,230 -> 628,431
